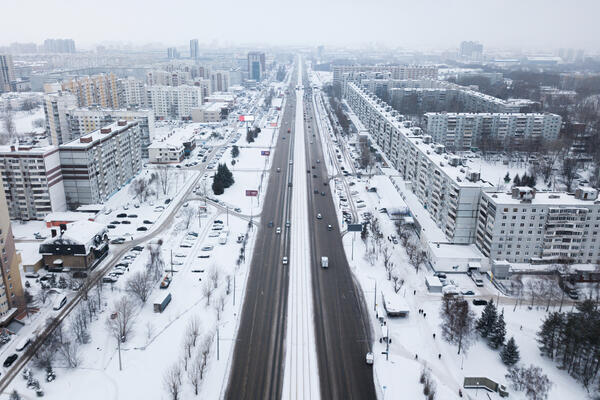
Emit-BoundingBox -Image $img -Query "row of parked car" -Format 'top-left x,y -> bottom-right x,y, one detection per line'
103,245 -> 144,283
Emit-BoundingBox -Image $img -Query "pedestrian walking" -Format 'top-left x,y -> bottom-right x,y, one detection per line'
415,354 -> 418,360
414,290 -> 416,295
438,353 -> 441,359
432,333 -> 436,339
423,313 -> 427,318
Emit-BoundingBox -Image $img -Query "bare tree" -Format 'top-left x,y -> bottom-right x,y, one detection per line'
2,108 -> 16,144
57,336 -> 81,368
225,275 -> 232,295
506,365 -> 552,400
382,245 -> 394,280
106,296 -> 137,343
188,353 -> 203,395
187,315 -> 201,346
526,279 -> 545,307
157,165 -> 171,195
560,158 -> 578,192
391,270 -> 405,293
202,280 -> 214,306
129,177 -> 155,203
210,266 -> 220,289
126,271 -> 153,303
163,363 -> 182,400
199,330 -> 215,379
36,287 -> 50,305
179,206 -> 197,230
148,241 -> 166,282
70,303 -> 90,344
439,294 -> 475,354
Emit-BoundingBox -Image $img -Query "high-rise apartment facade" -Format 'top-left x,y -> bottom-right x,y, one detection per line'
0,145 -> 67,220
247,52 -> 266,81
423,112 -> 562,150
59,120 -> 142,208
147,85 -> 203,119
43,38 -> 76,53
43,91 -> 79,145
0,175 -> 24,317
0,55 -> 15,93
190,39 -> 199,60
61,73 -> 120,109
210,70 -> 230,92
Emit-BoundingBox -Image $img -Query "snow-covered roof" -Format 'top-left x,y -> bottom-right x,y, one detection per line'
483,191 -> 600,206
42,220 -> 107,254
44,212 -> 96,223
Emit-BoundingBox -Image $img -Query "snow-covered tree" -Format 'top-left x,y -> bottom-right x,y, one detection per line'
476,301 -> 497,338
489,310 -> 506,349
500,337 -> 520,366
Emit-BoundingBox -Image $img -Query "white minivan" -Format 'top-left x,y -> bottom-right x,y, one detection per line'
15,337 -> 31,352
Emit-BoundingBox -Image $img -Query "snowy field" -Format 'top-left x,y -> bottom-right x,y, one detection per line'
0,107 -> 45,136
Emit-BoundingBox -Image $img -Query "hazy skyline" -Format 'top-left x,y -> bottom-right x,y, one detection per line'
3,0 -> 600,51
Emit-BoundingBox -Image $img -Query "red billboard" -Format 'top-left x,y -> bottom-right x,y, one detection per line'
261,150 -> 270,156
245,190 -> 258,197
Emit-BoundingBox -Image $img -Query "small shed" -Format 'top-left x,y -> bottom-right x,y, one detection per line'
491,260 -> 511,280
426,276 -> 443,293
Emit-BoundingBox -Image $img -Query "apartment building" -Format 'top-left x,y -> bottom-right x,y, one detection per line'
210,71 -> 230,92
345,82 -> 491,244
0,175 -> 24,318
147,85 -> 203,119
61,73 -> 120,108
118,77 -> 147,108
0,55 -> 15,93
0,145 -> 66,220
146,70 -> 192,86
476,187 -> 600,264
423,112 -> 562,150
67,108 -> 155,158
59,121 -> 142,208
247,52 -> 266,81
190,39 -> 199,60
43,91 -> 78,145
333,65 -> 438,89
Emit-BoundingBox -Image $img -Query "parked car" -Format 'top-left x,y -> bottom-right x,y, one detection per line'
4,354 -> 18,368
116,213 -> 127,218
472,299 -> 488,306
137,227 -> 148,231
110,238 -> 126,244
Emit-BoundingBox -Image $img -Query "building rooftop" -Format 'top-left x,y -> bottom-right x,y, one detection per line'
0,144 -> 57,155
59,120 -> 138,149
41,220 -> 107,254
484,190 -> 600,206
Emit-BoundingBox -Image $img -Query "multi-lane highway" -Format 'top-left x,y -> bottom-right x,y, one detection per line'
226,58 -> 375,400
225,67 -> 297,400
302,65 -> 376,400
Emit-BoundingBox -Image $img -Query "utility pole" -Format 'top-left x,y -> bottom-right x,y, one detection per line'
216,326 -> 220,361
233,274 -> 236,306
374,280 -> 377,312
117,335 -> 122,371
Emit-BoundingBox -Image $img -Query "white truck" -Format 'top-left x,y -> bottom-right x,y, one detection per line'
321,256 -> 329,268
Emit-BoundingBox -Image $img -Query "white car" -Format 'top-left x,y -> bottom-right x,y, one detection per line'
316,213 -> 322,219
282,257 -> 288,265
276,227 -> 281,234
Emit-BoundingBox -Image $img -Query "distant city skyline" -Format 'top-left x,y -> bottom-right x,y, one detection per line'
2,0 -> 600,51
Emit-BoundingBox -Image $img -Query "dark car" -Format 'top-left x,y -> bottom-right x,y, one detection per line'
143,220 -> 153,224
165,198 -> 172,204
107,225 -> 116,229
313,174 -> 317,178
472,299 -> 488,306
323,182 -> 328,186
3,354 -> 17,368
321,191 -> 326,196
116,213 -> 127,218
110,238 -> 126,244
314,189 -> 319,194
121,220 -> 131,225
137,227 -> 148,231
128,214 -> 138,218
132,246 -> 144,251
110,221 -> 121,225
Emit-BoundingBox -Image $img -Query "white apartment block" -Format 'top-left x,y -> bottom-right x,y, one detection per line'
333,65 -> 438,88
210,71 -> 230,92
477,187 -> 600,265
146,85 -> 204,120
146,70 -> 192,86
59,121 -> 142,208
43,91 -> 78,145
67,108 -> 155,158
118,77 -> 147,108
424,112 -> 562,150
345,82 -> 491,244
0,145 -> 67,220
148,139 -> 185,164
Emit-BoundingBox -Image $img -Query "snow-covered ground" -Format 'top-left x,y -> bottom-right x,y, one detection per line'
0,107 -> 45,136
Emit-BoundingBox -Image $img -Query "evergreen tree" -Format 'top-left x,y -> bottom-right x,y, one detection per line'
504,172 -> 511,183
501,337 -> 520,366
212,177 -> 224,195
218,163 -> 234,188
522,173 -> 530,186
489,310 -> 506,348
231,145 -> 240,158
537,312 -> 564,359
476,300 -> 497,338
513,174 -> 521,186
246,129 -> 254,143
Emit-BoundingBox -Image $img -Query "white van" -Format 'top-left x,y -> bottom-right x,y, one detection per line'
15,337 -> 31,351
53,295 -> 67,311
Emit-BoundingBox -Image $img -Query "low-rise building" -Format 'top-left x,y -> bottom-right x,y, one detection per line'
39,220 -> 109,272
148,128 -> 196,163
59,120 -> 142,208
0,145 -> 67,220
192,102 -> 229,123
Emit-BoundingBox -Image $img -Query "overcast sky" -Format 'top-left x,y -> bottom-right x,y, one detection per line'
3,0 -> 599,51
